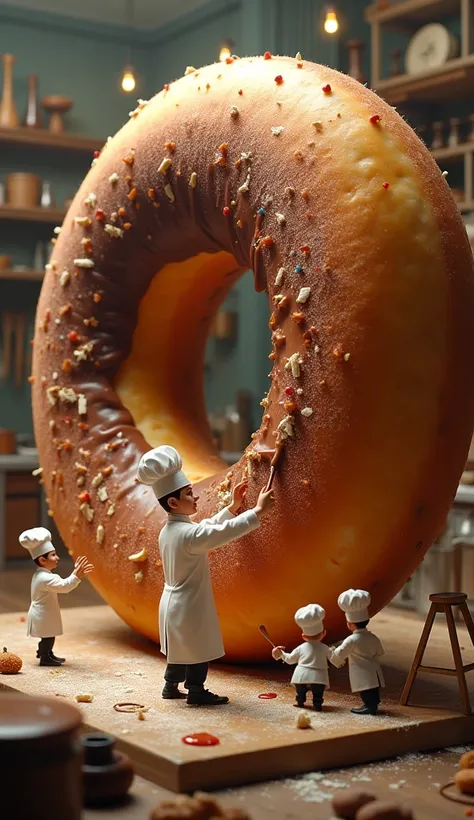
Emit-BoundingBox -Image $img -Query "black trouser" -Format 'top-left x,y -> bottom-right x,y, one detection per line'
295,683 -> 325,707
37,637 -> 55,657
165,662 -> 209,692
359,687 -> 380,710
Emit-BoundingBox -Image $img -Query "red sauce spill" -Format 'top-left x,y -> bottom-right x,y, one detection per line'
181,732 -> 220,747
258,692 -> 278,699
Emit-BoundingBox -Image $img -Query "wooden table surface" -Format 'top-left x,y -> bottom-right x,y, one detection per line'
1,564 -> 473,819
84,748 -> 471,819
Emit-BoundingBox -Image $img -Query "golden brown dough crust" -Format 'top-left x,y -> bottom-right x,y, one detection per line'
32,55 -> 474,661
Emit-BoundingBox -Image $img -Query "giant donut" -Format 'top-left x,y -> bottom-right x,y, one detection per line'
32,55 -> 474,662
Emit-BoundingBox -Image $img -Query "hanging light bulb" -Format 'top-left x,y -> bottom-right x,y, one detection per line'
323,7 -> 339,35
121,66 -> 136,93
219,39 -> 234,62
121,0 -> 137,93
219,45 -> 231,62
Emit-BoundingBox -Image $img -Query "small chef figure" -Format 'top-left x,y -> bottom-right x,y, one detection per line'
331,589 -> 385,715
19,527 -> 94,666
137,445 -> 274,706
272,604 -> 332,710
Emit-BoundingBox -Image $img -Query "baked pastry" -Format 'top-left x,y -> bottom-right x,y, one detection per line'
32,55 -> 474,660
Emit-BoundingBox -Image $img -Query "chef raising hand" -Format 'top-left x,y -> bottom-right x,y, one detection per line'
137,445 -> 275,707
227,479 -> 275,515
73,555 -> 94,578
19,528 -> 95,667
228,479 -> 248,514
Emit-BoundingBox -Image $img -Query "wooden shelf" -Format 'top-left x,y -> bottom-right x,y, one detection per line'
0,268 -> 43,281
431,141 -> 474,161
374,55 -> 474,103
366,0 -> 460,29
0,125 -> 103,153
0,206 -> 65,224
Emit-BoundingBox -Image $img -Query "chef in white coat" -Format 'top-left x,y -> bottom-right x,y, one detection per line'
137,445 -> 274,706
272,604 -> 333,711
331,588 -> 385,715
19,527 -> 93,666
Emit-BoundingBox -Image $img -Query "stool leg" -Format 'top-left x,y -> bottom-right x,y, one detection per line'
400,603 -> 437,706
453,545 -> 463,621
445,605 -> 471,715
459,602 -> 474,648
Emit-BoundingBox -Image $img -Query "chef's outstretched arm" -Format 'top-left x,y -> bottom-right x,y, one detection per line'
186,486 -> 274,555
197,480 -> 250,527
273,645 -> 302,665
40,556 -> 94,592
329,635 -> 355,667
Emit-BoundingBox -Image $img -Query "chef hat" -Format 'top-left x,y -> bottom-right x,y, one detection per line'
294,604 -> 326,636
137,445 -> 191,500
19,527 -> 54,560
338,589 -> 371,623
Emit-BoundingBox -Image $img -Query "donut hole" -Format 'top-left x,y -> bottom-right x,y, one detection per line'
114,250 -> 269,481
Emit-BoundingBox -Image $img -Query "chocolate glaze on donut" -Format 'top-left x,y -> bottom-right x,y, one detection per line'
32,56 -> 474,661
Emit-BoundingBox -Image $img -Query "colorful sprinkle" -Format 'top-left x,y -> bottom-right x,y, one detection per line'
264,51 -> 272,60
223,206 -> 231,216
300,245 -> 310,254
238,89 -> 243,95
383,182 -> 390,189
370,114 -> 381,124
258,207 -> 266,216
274,75 -> 284,85
322,84 -> 332,94
295,264 -> 303,274
158,158 -> 172,175
285,386 -> 295,396
258,693 -> 277,699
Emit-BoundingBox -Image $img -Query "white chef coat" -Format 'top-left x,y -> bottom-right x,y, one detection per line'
27,568 -> 81,638
280,641 -> 332,686
331,628 -> 385,692
158,506 -> 260,665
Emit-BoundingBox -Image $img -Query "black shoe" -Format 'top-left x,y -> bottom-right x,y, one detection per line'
351,705 -> 378,716
162,683 -> 187,700
49,652 -> 65,664
187,689 -> 229,705
294,701 -> 306,708
313,703 -> 322,712
39,655 -> 63,667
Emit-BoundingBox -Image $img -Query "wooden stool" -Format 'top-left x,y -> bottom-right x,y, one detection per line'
400,592 -> 474,715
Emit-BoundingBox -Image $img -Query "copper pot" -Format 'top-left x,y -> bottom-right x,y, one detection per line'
6,173 -> 40,209
0,428 -> 16,454
0,693 -> 83,820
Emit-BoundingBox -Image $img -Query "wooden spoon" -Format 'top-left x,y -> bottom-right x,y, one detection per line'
258,624 -> 277,648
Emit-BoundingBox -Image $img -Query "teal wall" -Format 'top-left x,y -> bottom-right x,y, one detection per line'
0,3 -> 152,435
0,0 -> 370,437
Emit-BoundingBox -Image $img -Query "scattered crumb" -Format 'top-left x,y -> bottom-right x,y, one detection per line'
296,710 -> 312,729
75,693 -> 93,703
